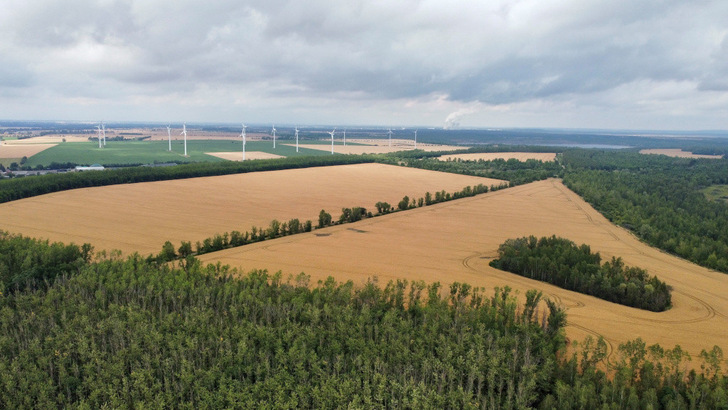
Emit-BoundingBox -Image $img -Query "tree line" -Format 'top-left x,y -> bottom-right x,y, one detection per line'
490,236 -> 672,312
562,149 -> 728,274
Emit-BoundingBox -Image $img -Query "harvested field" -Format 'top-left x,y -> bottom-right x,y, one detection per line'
0,143 -> 57,158
0,163 -> 502,255
287,139 -> 465,154
205,151 -> 285,161
198,179 -> 728,356
639,148 -> 723,159
438,152 -> 557,162
3,136 -> 89,143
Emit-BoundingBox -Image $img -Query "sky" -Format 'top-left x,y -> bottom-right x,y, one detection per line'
1,0 -> 727,130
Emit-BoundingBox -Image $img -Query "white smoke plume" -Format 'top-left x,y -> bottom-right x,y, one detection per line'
443,107 -> 477,129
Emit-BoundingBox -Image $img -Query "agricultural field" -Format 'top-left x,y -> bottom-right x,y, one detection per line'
0,142 -> 57,166
438,152 -> 557,162
198,178 -> 728,356
22,140 -> 327,167
206,151 -> 286,161
0,163 -> 502,255
639,148 -> 724,159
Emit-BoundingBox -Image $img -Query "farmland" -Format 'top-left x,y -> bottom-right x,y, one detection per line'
438,152 -> 557,162
22,140 -> 328,167
0,163 -> 502,255
639,148 -> 724,159
198,178 -> 728,356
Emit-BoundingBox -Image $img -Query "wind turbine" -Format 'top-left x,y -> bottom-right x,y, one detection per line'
166,124 -> 172,151
180,123 -> 188,157
414,129 -> 418,149
240,123 -> 247,161
328,128 -> 336,154
295,126 -> 300,153
271,124 -> 277,149
101,122 -> 106,146
343,128 -> 347,146
387,129 -> 393,147
96,124 -> 103,149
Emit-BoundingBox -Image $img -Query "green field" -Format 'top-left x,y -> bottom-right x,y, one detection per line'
25,140 -> 330,167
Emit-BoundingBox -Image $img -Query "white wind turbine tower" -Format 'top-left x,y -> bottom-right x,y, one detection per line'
343,129 -> 347,146
180,123 -> 188,157
166,124 -> 172,152
387,129 -> 393,147
271,124 -> 277,148
295,126 -> 300,152
328,128 -> 336,154
240,123 -> 247,161
414,129 -> 418,149
101,122 -> 106,146
96,124 -> 103,149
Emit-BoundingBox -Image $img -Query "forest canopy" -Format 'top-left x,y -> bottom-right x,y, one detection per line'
490,235 -> 672,312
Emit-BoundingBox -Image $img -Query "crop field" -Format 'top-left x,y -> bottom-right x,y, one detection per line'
23,140 -> 328,166
205,151 -> 286,160
0,163 -> 502,255
0,143 -> 57,161
290,141 -> 464,155
198,178 -> 728,356
639,148 -> 724,159
438,152 -> 557,162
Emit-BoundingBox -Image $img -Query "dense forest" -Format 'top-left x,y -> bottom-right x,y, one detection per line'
1,232 -> 726,408
490,236 -> 672,312
562,150 -> 728,274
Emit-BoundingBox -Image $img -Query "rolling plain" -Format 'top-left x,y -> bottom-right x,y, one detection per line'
0,163 -> 501,255
197,178 -> 728,357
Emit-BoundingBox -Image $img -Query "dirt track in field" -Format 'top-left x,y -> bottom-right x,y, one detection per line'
639,149 -> 724,159
438,152 -> 557,162
0,163 -> 501,256
205,151 -> 286,161
0,143 -> 57,158
198,178 -> 728,356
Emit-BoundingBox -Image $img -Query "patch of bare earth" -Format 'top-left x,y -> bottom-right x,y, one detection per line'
199,179 -> 728,356
0,163 -> 502,256
438,152 -> 557,162
205,151 -> 285,161
0,143 -> 57,158
287,139 -> 465,154
639,149 -> 723,159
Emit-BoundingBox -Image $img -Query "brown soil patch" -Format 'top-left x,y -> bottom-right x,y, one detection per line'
198,179 -> 728,356
0,143 -> 57,158
438,152 -> 557,162
3,136 -> 90,143
205,151 -> 285,161
286,139 -> 465,154
639,149 -> 724,159
0,163 -> 502,256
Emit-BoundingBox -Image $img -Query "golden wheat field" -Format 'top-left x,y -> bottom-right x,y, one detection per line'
639,148 -> 724,159
287,139 -> 464,155
438,152 -> 557,162
205,151 -> 286,160
0,143 -> 57,158
198,178 -> 728,357
0,163 -> 502,255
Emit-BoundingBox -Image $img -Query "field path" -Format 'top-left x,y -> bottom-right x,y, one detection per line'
200,179 -> 728,355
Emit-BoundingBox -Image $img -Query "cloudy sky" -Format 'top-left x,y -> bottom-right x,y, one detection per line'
1,0 -> 727,130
